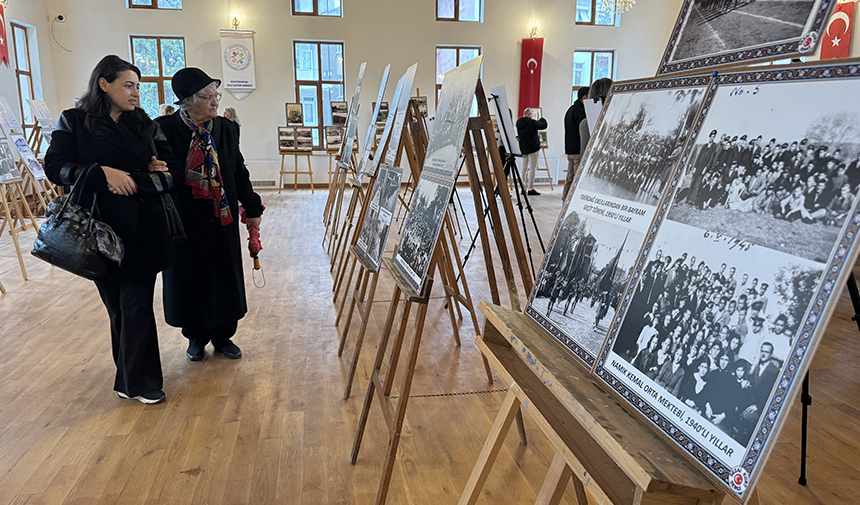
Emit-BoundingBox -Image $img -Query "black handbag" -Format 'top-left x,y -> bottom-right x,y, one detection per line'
31,164 -> 124,280
146,135 -> 186,246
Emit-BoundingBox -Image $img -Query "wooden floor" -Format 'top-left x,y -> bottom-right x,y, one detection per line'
0,186 -> 857,504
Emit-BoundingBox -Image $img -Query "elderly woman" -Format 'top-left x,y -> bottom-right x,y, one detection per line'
223,106 -> 242,127
156,67 -> 263,361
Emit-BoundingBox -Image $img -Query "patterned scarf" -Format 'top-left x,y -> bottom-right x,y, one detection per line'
180,109 -> 233,225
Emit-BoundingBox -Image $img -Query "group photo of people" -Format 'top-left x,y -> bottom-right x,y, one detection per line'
579,88 -> 704,204
610,226 -> 823,446
394,178 -> 450,289
356,164 -> 402,270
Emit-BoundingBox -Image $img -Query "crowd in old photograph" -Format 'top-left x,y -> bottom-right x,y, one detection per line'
614,250 -> 800,445
680,130 -> 860,226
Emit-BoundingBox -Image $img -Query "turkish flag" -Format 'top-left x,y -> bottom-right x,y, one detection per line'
518,38 -> 543,117
820,0 -> 855,60
0,5 -> 9,67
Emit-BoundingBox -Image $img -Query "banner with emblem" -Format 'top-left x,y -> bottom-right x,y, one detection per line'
518,37 -> 543,117
0,5 -> 10,67
219,29 -> 256,101
820,0 -> 855,60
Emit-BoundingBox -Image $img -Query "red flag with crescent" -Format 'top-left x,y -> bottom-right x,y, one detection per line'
518,38 -> 543,117
820,0 -> 855,60
0,5 -> 9,67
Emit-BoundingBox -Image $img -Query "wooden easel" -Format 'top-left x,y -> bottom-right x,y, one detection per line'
459,303 -> 749,505
0,179 -> 39,280
538,145 -> 553,191
278,149 -> 314,193
323,147 -> 359,254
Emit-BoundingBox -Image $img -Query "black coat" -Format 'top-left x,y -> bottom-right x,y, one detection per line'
156,113 -> 263,328
44,108 -> 183,273
564,101 -> 586,155
516,116 -> 547,155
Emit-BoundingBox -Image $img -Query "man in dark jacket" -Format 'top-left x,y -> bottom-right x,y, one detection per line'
516,108 -> 548,196
563,87 -> 589,200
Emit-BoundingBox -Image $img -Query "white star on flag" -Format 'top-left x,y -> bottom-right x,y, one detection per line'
832,36 -> 841,47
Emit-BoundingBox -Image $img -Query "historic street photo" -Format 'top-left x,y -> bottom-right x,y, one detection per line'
286,103 -> 304,126
374,102 -> 389,123
606,219 -> 823,462
0,143 -> 21,182
669,78 -> 860,263
331,101 -> 348,126
528,207 -> 644,361
577,87 -> 705,206
295,127 -> 313,150
356,164 -> 403,270
394,176 -> 451,289
414,96 -> 428,118
278,127 -> 295,150
325,126 -> 343,150
668,0 -> 821,64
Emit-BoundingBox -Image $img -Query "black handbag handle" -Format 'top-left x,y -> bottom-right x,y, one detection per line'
55,163 -> 99,224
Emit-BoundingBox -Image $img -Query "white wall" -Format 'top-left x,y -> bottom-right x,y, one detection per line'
3,0 -> 687,184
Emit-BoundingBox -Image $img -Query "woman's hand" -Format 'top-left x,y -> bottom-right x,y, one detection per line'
246,217 -> 262,230
148,156 -> 168,172
102,166 -> 138,196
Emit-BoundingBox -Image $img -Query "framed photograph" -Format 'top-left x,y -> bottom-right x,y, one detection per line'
295,127 -> 313,150
657,0 -> 836,76
355,163 -> 404,271
528,107 -> 543,121
0,142 -> 21,182
373,101 -> 389,124
286,103 -> 304,127
278,126 -> 296,150
381,63 -> 419,169
526,76 -> 710,367
325,125 -> 343,150
414,96 -> 428,118
331,101 -> 348,126
538,130 -> 548,148
393,57 -> 483,293
593,61 -> 860,503
355,64 -> 392,182
373,124 -> 385,148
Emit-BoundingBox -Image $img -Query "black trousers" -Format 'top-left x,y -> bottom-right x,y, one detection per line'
181,320 -> 238,347
94,266 -> 163,397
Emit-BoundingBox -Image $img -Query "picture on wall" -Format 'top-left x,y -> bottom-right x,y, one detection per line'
526,77 -> 711,366
657,0 -> 835,75
278,126 -> 296,150
355,163 -> 403,271
295,127 -> 313,150
325,126 -> 343,150
331,101 -> 349,126
286,103 -> 304,127
594,63 -> 860,503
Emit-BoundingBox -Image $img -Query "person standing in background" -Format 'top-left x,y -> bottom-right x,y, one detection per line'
516,108 -> 547,196
563,86 -> 589,200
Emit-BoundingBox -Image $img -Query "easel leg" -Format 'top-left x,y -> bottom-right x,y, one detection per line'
344,270 -> 380,399
338,265 -> 366,354
516,409 -> 528,446
535,452 -> 574,505
457,389 -> 522,505
307,154 -> 314,194
279,154 -> 285,194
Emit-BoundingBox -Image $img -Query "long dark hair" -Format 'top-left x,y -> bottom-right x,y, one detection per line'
77,55 -> 154,138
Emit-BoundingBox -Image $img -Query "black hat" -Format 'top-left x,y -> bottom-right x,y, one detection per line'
172,67 -> 221,104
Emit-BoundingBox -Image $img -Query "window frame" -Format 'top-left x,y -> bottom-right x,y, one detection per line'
572,49 -> 616,101
575,0 -> 619,26
436,0 -> 483,22
10,22 -> 35,132
291,0 -> 342,17
435,45 -> 482,108
292,40 -> 346,150
127,0 -> 182,10
129,35 -> 187,118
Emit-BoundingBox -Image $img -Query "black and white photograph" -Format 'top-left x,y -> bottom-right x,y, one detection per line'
339,115 -> 360,160
414,96 -> 428,118
23,155 -> 46,180
27,99 -> 55,129
577,86 -> 705,205
659,0 -> 834,74
355,164 -> 403,271
669,78 -> 860,263
393,57 -> 482,290
527,107 -> 542,121
602,219 -> 822,464
295,127 -> 313,150
278,126 -> 296,150
527,207 -> 644,363
331,101 -> 348,126
539,130 -> 548,148
373,102 -> 389,124
373,124 -> 385,148
355,65 -> 391,182
286,103 -> 303,127
382,63 -> 419,168
0,143 -> 21,182
325,126 -> 343,150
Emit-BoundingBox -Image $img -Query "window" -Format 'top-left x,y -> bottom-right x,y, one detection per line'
292,0 -> 342,16
437,0 -> 482,22
293,41 -> 345,148
130,36 -> 186,119
573,50 -> 615,101
435,45 -> 481,114
128,0 -> 182,9
576,0 -> 619,26
10,22 -> 36,133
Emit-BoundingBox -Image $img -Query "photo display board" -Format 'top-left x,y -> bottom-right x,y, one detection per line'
331,101 -> 348,126
0,97 -> 46,180
593,62 -> 860,503
488,85 -> 520,156
0,125 -> 22,182
526,76 -> 711,367
354,163 -> 403,271
27,99 -> 55,144
392,56 -> 482,293
286,103 -> 303,127
369,63 -> 418,178
336,62 -> 367,160
657,0 -> 835,76
355,64 -> 391,182
325,126 -> 343,150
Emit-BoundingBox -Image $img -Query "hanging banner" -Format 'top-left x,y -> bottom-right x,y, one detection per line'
0,5 -> 9,67
518,37 -> 543,117
820,0 -> 855,60
219,29 -> 256,101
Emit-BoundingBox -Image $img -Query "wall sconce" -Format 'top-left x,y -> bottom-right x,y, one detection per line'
231,14 -> 240,30
529,21 -> 539,38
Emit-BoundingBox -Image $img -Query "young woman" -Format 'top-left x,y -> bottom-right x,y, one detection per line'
44,55 -> 183,404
